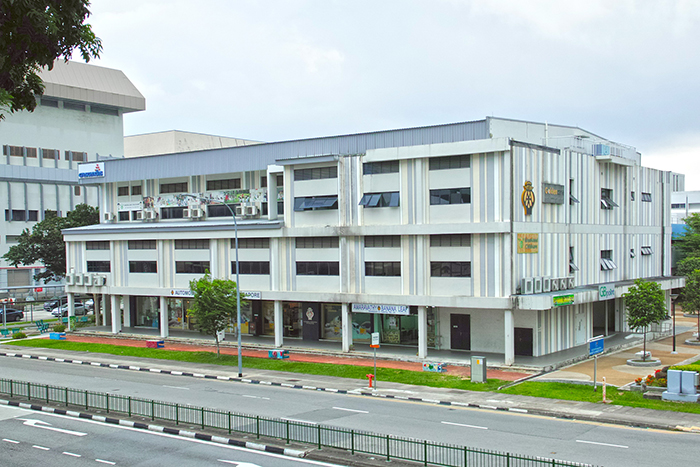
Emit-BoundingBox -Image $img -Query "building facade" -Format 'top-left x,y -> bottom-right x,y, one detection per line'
0,61 -> 144,292
64,117 -> 683,364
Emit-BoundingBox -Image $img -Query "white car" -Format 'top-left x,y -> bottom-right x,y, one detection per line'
51,302 -> 87,317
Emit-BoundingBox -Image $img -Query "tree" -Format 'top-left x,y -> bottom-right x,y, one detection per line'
3,204 -> 99,282
188,272 -> 244,356
673,213 -> 700,262
680,270 -> 700,342
0,0 -> 102,119
623,279 -> 667,361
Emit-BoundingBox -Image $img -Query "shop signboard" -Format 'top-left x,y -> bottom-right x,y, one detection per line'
598,284 -> 615,301
351,303 -> 409,315
241,291 -> 261,300
542,183 -> 565,204
552,294 -> 575,307
78,162 -> 105,179
117,201 -> 143,212
517,233 -> 539,254
170,289 -> 194,298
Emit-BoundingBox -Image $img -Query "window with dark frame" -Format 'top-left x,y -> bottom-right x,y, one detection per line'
232,261 -> 271,274
359,192 -> 400,208
641,246 -> 653,255
131,185 -> 142,196
160,206 -> 186,219
129,261 -> 158,273
365,262 -> 401,276
118,211 -> 129,221
87,261 -> 111,273
569,247 -> 579,272
641,192 -> 652,202
128,240 -> 156,250
296,237 -> 339,248
117,186 -> 129,196
430,262 -> 471,277
600,250 -> 617,270
6,210 -> 26,221
363,160 -> 400,175
91,105 -> 119,116
296,262 -> 340,276
293,195 -> 338,211
160,182 -> 188,194
429,188 -> 471,205
294,166 -> 338,181
233,238 -> 270,249
63,101 -> 86,111
569,179 -> 579,205
86,241 -> 110,250
28,210 -> 38,221
69,151 -> 86,162
430,234 -> 471,247
174,239 -> 209,249
42,149 -> 59,159
175,261 -> 210,274
74,186 -> 81,196
601,188 -> 618,209
364,236 -> 401,248
672,203 -> 686,209
40,98 -> 59,107
428,154 -> 470,170
26,148 -> 37,158
206,178 -> 241,191
207,204 -> 237,217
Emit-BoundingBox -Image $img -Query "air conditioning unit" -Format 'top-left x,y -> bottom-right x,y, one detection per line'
533,277 -> 543,294
520,277 -> 534,295
103,212 -> 115,222
235,205 -> 245,216
551,278 -> 559,291
83,274 -> 93,287
559,278 -> 568,290
145,210 -> 157,220
543,277 -> 551,293
65,273 -> 74,286
136,211 -> 145,220
93,275 -> 106,287
244,205 -> 258,217
75,273 -> 84,286
183,208 -> 192,218
185,207 -> 203,219
567,276 -> 575,289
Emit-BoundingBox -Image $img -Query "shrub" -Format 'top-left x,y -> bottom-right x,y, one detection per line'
53,324 -> 66,332
669,365 -> 700,373
11,332 -> 27,339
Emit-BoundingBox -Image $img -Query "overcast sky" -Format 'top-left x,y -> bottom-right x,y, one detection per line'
87,0 -> 700,188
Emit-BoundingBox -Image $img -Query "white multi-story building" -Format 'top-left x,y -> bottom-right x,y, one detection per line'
0,61 -> 144,291
64,117 -> 683,364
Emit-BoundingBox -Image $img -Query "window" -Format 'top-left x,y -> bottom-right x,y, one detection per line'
129,261 -> 158,273
87,261 -> 111,273
261,174 -> 283,187
294,166 -> 337,181
6,235 -> 20,244
293,195 -> 338,211
601,188 -> 618,209
4,145 -> 23,157
128,240 -> 156,250
131,211 -> 140,221
232,261 -> 271,274
91,105 -> 119,116
630,248 -> 636,258
42,149 -> 59,159
234,238 -> 270,249
359,192 -> 400,208
131,185 -> 142,196
630,191 -> 635,202
5,210 -> 26,221
430,262 -> 471,277
600,250 -> 617,270
117,186 -> 129,196
208,204 -> 236,217
28,210 -> 38,221
641,246 -> 653,255
26,148 -> 37,158
175,239 -> 209,249
364,236 -> 401,248
67,151 -> 86,162
207,178 -> 241,191
74,186 -> 81,196
160,182 -> 188,194
296,237 -> 339,248
63,101 -> 86,111
672,203 -> 686,209
118,211 -> 130,221
430,234 -> 471,247
429,188 -> 471,205
175,261 -> 210,274
363,161 -> 399,175
365,262 -> 401,276
296,262 -> 340,276
429,155 -> 470,170
641,192 -> 652,202
569,247 -> 579,272
569,179 -> 579,205
160,206 -> 186,219
40,98 -> 59,107
86,241 -> 110,250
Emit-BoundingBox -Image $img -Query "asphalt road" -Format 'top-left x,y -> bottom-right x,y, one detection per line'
1,357 -> 698,467
0,404 -> 343,467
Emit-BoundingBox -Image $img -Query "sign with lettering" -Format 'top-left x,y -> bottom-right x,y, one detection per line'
170,289 -> 194,298
351,303 -> 410,315
117,201 -> 143,212
542,183 -> 565,204
553,294 -> 575,307
517,233 -> 539,254
241,291 -> 261,300
78,162 -> 105,179
589,336 -> 604,356
598,284 -> 615,301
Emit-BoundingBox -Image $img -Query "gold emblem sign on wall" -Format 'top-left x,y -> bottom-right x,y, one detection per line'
521,181 -> 535,216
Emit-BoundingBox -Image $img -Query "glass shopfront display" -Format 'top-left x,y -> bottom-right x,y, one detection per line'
352,312 -> 373,341
283,302 -> 302,338
167,298 -> 196,331
379,312 -> 418,345
260,301 -> 275,335
134,296 -> 160,328
321,303 -> 342,340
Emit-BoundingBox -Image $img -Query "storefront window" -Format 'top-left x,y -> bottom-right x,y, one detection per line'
261,301 -> 275,335
322,303 -> 342,340
231,302 -> 252,334
352,312 -> 373,341
135,296 -> 160,328
166,298 -> 196,331
378,310 -> 418,345
283,302 -> 302,337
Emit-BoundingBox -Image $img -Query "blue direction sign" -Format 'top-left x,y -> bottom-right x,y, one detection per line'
588,336 -> 604,357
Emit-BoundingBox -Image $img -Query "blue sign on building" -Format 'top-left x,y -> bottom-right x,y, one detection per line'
589,337 -> 604,356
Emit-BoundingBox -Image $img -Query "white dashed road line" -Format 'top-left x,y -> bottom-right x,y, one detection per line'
441,421 -> 488,430
96,459 -> 116,465
332,407 -> 369,414
63,451 -> 81,457
3,438 -> 19,444
576,440 -> 628,449
33,445 -> 50,450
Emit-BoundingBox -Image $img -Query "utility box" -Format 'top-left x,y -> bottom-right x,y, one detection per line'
471,356 -> 487,383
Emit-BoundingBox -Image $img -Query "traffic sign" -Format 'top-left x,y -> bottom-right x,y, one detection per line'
588,336 -> 604,357
370,332 -> 380,348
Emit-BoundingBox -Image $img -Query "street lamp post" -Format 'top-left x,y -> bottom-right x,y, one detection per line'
671,293 -> 679,354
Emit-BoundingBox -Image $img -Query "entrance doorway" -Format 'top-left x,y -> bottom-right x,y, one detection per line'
450,314 -> 471,350
514,327 -> 533,356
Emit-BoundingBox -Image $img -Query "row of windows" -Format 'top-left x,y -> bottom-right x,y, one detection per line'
86,241 -> 110,250
294,166 -> 337,181
429,188 -> 471,205
359,192 -> 400,208
5,210 -> 39,222
41,97 -> 118,115
175,239 -> 209,249
117,185 -> 142,196
293,188 -> 472,212
296,237 -> 339,248
160,182 -> 189,194
207,178 -> 241,191
2,145 -> 85,161
362,155 -> 470,174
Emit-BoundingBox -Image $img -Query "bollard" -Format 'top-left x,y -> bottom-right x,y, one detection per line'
366,373 -> 375,389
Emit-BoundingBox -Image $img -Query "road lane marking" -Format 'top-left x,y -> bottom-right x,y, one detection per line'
441,421 -> 488,430
63,452 -> 81,457
332,407 -> 369,414
163,385 -> 190,390
3,439 -> 19,443
96,459 -> 116,465
281,417 -> 317,425
33,445 -> 50,450
218,461 -> 261,466
20,418 -> 88,436
576,440 -> 628,449
242,395 -> 270,400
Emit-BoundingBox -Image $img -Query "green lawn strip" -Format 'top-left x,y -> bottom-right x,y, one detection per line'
501,382 -> 700,414
5,339 -> 503,391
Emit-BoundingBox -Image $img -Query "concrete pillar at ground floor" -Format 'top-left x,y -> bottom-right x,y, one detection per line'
104,294 -> 112,327
341,303 -> 352,352
95,295 -> 102,326
418,306 -> 428,359
274,300 -> 283,347
111,295 -> 121,334
123,295 -> 131,328
504,309 -> 514,366
159,296 -> 168,338
67,293 -> 75,332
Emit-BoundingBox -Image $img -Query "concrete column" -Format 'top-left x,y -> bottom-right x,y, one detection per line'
504,309 -> 515,366
267,172 -> 278,221
342,303 -> 352,352
418,306 -> 428,359
159,296 -> 168,338
111,294 -> 121,334
274,300 -> 283,347
67,293 -> 75,332
104,294 -> 112,326
95,295 -> 101,326
123,295 -> 131,328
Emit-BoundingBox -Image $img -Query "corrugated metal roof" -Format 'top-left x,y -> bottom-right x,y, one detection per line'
39,61 -> 145,112
90,119 -> 489,183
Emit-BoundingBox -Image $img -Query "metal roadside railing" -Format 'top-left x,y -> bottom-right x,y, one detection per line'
0,378 -> 597,467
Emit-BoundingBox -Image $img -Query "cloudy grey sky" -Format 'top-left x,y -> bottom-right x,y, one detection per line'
87,0 -> 700,188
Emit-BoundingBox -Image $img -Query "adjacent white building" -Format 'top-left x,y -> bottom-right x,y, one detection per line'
0,60 -> 144,291
64,117 -> 683,364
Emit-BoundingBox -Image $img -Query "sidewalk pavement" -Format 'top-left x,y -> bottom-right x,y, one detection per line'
2,331 -> 700,433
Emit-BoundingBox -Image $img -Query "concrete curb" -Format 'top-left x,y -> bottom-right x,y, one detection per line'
0,398 -> 308,458
3,349 -> 698,433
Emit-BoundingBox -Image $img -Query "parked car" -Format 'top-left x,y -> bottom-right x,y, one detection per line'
51,301 -> 87,317
44,296 -> 68,312
0,308 -> 24,323
85,298 -> 94,311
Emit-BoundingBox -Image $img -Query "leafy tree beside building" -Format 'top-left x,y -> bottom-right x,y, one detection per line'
623,279 -> 667,361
